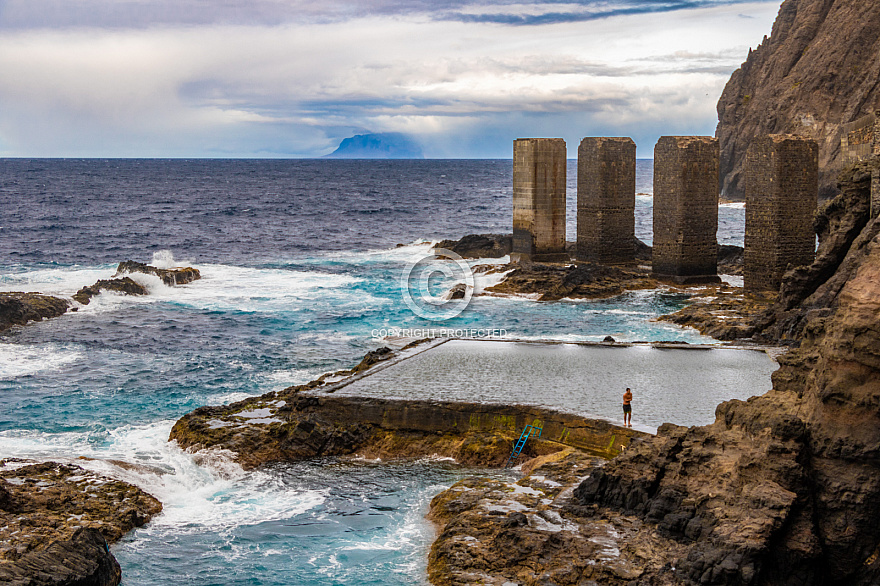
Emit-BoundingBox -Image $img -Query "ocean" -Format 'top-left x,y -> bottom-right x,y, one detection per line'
0,159 -> 749,584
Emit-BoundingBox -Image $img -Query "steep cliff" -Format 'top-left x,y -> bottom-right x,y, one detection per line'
716,0 -> 880,199
571,209 -> 880,584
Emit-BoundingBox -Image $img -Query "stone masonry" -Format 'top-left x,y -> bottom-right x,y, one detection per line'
576,137 -> 636,264
652,136 -> 721,284
512,138 -> 568,262
873,162 -> 880,219
744,135 -> 818,293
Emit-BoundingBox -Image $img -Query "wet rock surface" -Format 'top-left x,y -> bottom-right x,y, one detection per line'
72,277 -> 148,305
73,260 -> 201,305
114,260 -> 200,286
0,461 -> 162,586
485,261 -> 658,301
0,293 -> 69,332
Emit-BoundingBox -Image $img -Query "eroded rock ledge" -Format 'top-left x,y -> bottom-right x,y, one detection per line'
0,461 -> 162,586
170,391 -> 647,470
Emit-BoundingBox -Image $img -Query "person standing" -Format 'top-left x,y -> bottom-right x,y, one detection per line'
623,387 -> 633,428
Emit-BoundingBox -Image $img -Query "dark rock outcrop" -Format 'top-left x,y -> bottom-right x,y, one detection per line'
114,260 -> 200,286
73,277 -> 148,305
716,0 -> 880,199
0,462 -> 162,586
486,261 -> 658,301
717,244 -> 744,276
0,293 -> 69,332
0,528 -> 121,586
434,234 -> 513,259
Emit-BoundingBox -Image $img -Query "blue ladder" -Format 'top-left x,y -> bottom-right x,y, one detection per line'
505,423 -> 542,468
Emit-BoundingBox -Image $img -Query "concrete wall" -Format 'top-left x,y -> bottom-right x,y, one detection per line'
744,135 -> 818,293
512,138 -> 568,262
652,136 -> 720,284
576,137 -> 636,264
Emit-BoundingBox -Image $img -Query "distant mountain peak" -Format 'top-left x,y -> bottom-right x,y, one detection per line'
326,133 -> 424,159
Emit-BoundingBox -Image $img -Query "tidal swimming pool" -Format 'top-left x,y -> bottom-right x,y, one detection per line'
333,339 -> 779,432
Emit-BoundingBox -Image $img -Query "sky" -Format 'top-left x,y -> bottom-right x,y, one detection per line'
0,0 -> 783,158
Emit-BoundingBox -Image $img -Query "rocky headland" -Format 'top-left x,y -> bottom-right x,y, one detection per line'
716,0 -> 880,199
0,461 -> 162,586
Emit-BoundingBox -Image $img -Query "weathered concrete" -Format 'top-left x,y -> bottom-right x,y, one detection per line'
170,393 -> 648,470
512,138 -> 568,263
576,137 -> 636,264
744,135 -> 819,293
652,136 -> 721,284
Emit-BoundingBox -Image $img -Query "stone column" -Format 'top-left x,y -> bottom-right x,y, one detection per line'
744,135 -> 818,293
512,138 -> 568,263
652,136 -> 721,284
577,137 -> 636,264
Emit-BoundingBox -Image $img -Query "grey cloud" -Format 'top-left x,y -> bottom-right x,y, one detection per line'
437,0 -> 779,26
0,0 -> 779,29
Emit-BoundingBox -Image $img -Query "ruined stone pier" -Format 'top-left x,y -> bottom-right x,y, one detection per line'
511,138 -> 568,263
744,135 -> 818,293
576,137 -> 636,264
652,136 -> 721,284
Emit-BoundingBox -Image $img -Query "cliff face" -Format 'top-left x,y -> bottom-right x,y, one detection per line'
716,0 -> 880,199
572,203 -> 880,584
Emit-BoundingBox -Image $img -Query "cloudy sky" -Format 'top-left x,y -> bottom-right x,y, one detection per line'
0,0 -> 782,158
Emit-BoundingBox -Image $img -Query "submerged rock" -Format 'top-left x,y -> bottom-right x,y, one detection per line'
0,293 -> 69,332
0,462 -> 162,586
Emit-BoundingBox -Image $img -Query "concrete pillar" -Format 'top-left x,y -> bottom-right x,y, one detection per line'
744,135 -> 818,293
652,136 -> 721,284
512,138 -> 568,263
577,137 -> 636,264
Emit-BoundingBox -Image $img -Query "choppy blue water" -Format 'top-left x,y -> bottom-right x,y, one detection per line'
0,159 -> 748,585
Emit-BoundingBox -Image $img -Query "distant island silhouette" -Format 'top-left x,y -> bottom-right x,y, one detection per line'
325,132 -> 424,159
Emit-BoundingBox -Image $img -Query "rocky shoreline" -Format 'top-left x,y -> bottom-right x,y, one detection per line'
0,461 -> 162,586
0,260 -> 200,331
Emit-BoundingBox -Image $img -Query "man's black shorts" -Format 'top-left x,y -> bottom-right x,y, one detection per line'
623,404 -> 631,414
